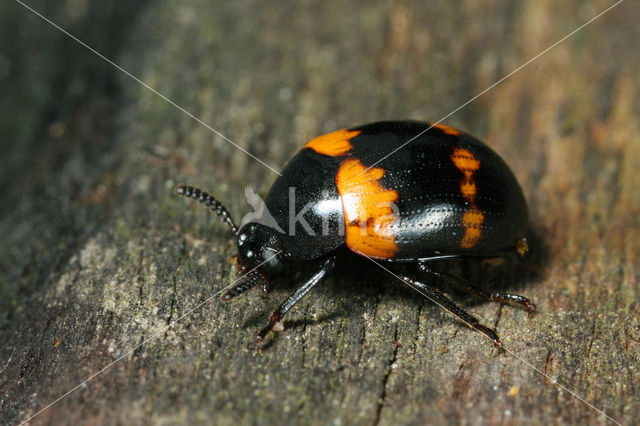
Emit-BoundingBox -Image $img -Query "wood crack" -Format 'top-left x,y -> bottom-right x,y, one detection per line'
543,348 -> 554,385
165,239 -> 187,329
136,249 -> 145,305
373,325 -> 399,426
585,312 -> 598,358
166,276 -> 177,327
413,303 -> 423,352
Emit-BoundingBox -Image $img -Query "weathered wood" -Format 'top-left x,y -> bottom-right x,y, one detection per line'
1,1 -> 638,424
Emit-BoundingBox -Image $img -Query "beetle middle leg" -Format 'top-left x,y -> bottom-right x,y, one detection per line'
395,272 -> 502,347
417,263 -> 536,313
255,256 -> 337,348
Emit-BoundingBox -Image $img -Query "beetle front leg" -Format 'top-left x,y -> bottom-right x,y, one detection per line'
255,256 -> 336,348
222,257 -> 269,301
221,273 -> 262,301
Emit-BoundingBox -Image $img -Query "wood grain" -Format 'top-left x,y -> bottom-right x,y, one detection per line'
1,1 -> 638,425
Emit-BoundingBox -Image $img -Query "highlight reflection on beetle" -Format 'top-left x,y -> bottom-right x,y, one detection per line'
176,120 -> 535,348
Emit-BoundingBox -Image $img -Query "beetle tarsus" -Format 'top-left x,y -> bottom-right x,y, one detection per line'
398,272 -> 504,348
221,272 -> 266,301
254,312 -> 280,349
488,292 -> 536,313
221,281 -> 255,301
473,323 -> 502,347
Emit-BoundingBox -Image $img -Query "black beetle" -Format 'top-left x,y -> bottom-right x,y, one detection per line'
176,120 -> 535,347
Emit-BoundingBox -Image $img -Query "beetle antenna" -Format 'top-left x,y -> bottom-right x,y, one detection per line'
175,184 -> 239,235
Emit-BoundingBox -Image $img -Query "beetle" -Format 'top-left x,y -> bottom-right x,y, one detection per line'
176,120 -> 535,348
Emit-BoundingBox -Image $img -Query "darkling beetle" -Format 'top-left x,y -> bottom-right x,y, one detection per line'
176,120 -> 535,348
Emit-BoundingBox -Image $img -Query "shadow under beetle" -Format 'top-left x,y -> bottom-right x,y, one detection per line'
176,120 -> 535,348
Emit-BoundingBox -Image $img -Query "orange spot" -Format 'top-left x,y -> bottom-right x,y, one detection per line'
508,385 -> 520,397
336,159 -> 398,259
460,209 -> 483,248
304,129 -> 361,157
460,179 -> 477,201
451,147 -> 484,248
451,148 -> 481,203
451,147 -> 480,177
54,340 -> 61,347
431,122 -> 461,136
516,237 -> 529,257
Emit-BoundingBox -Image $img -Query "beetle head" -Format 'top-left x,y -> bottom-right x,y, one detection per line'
236,222 -> 286,275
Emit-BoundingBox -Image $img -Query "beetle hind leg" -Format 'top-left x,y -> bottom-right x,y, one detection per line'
418,263 -> 536,313
397,273 -> 502,347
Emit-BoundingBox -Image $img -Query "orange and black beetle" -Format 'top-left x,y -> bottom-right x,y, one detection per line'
176,120 -> 535,348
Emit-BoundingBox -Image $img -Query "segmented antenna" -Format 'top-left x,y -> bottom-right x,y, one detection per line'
175,184 -> 239,235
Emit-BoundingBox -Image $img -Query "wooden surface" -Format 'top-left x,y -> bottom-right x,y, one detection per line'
1,1 -> 638,424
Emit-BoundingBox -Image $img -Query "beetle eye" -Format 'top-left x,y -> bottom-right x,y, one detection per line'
238,233 -> 248,245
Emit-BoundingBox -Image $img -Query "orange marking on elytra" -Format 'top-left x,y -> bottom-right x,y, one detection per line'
451,147 -> 481,203
460,208 -> 483,248
304,129 -> 361,157
336,159 -> 398,259
451,147 -> 484,248
431,122 -> 461,136
460,179 -> 477,201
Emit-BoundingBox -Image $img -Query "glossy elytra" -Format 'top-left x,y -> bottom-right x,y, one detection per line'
176,120 -> 535,348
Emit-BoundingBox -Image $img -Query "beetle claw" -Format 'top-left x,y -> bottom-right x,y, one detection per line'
524,301 -> 537,319
473,323 -> 502,348
491,341 -> 505,357
254,336 -> 264,351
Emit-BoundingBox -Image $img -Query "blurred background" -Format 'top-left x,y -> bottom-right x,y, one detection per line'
1,1 -> 638,424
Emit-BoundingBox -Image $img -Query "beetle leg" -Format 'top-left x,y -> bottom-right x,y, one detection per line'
397,273 -> 502,347
418,263 -> 536,313
223,256 -> 270,301
255,256 -> 336,348
221,273 -> 263,301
